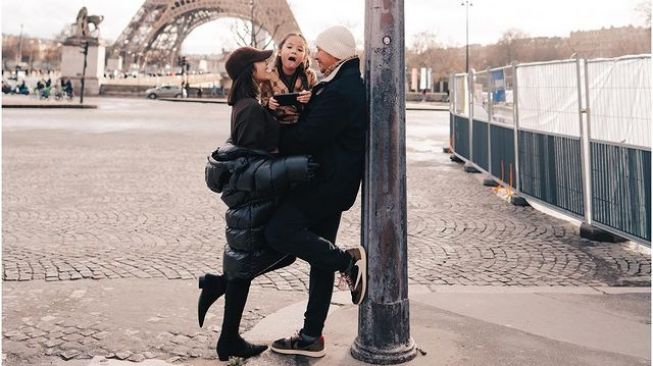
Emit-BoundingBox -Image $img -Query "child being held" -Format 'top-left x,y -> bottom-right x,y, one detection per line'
260,32 -> 317,124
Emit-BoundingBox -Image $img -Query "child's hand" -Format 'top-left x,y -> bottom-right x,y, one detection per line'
297,90 -> 312,104
268,97 -> 280,110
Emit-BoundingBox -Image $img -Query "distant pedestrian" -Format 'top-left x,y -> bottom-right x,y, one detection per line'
197,87 -> 203,98
64,80 -> 73,98
184,82 -> 190,98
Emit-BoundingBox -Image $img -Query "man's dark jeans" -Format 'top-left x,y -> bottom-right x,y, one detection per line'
264,196 -> 352,337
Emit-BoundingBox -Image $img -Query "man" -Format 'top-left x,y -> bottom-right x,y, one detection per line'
264,25 -> 367,357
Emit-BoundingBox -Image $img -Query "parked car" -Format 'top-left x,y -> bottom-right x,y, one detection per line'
145,85 -> 183,99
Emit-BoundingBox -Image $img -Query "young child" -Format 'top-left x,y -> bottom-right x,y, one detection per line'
260,32 -> 317,124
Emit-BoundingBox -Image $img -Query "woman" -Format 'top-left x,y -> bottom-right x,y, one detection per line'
199,46 -> 316,361
260,32 -> 316,124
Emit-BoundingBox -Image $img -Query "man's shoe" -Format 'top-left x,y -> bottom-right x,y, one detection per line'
343,247 -> 367,305
216,335 -> 267,361
198,273 -> 226,328
270,333 -> 326,358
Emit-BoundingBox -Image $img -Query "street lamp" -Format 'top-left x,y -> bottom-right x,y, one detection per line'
461,0 -> 473,73
249,0 -> 256,47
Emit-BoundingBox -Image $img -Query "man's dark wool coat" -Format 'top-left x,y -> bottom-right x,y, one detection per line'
278,57 -> 366,216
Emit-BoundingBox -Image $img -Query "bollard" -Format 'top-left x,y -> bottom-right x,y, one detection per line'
351,0 -> 417,364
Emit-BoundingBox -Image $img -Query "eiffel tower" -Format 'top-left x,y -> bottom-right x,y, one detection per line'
112,0 -> 301,69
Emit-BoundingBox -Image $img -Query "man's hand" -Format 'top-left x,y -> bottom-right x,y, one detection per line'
268,97 -> 280,110
297,90 -> 312,104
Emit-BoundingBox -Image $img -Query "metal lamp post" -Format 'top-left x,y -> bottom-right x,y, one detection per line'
351,0 -> 416,364
461,0 -> 473,73
79,41 -> 89,104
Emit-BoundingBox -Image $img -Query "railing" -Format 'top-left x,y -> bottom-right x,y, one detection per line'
449,55 -> 651,245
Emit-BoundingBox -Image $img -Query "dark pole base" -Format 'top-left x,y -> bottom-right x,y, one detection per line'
351,337 -> 417,365
510,195 -> 529,207
443,146 -> 452,154
580,223 -> 626,243
450,154 -> 464,163
463,163 -> 480,173
483,177 -> 498,187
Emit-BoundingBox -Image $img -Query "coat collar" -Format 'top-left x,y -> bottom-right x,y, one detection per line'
318,57 -> 360,84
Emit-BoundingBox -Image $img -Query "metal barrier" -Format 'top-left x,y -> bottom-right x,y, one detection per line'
471,70 -> 490,171
448,55 -> 652,245
585,55 -> 652,242
515,60 -> 585,217
452,74 -> 470,159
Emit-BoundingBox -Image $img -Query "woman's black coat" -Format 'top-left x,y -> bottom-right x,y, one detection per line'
205,142 -> 314,279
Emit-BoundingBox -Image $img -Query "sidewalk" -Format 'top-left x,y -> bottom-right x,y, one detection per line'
2,95 -> 97,109
3,98 -> 649,366
238,286 -> 651,366
34,286 -> 650,366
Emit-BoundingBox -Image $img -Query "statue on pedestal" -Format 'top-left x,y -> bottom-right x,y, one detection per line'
61,7 -> 107,96
75,7 -> 104,38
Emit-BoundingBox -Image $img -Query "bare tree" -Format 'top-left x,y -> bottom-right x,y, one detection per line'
409,31 -> 440,55
231,0 -> 280,49
2,35 -> 20,69
495,28 -> 529,65
635,1 -> 651,27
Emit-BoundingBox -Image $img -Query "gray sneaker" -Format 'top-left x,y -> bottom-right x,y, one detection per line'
270,333 -> 325,358
343,247 -> 367,305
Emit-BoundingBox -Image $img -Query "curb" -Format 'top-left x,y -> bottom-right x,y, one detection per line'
2,104 -> 98,109
158,98 -> 227,104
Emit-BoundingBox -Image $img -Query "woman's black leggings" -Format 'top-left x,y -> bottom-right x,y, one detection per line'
220,254 -> 295,340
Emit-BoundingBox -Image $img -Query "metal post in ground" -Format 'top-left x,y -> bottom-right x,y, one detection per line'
484,68 -> 498,187
352,0 -> 416,364
79,41 -> 89,104
510,62 -> 528,206
464,70 -> 480,173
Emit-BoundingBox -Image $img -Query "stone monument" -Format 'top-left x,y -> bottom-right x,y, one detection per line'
60,7 -> 106,96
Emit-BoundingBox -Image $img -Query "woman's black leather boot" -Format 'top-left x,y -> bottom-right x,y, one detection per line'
216,335 -> 268,361
198,273 -> 226,328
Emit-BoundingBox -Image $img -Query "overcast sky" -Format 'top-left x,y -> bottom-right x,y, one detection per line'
1,0 -> 648,54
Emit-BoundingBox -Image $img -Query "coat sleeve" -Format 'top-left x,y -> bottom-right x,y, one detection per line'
232,103 -> 267,150
232,155 -> 314,195
278,87 -> 349,155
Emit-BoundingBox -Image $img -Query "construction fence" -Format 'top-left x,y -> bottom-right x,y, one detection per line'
449,55 -> 651,245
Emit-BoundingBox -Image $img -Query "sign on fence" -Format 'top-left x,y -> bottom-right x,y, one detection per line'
491,69 -> 506,103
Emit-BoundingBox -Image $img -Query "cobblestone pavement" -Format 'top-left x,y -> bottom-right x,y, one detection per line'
2,98 -> 650,363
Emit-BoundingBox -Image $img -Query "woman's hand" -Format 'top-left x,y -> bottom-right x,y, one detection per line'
268,97 -> 280,110
297,90 -> 312,104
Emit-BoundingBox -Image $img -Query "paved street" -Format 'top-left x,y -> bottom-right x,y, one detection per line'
2,97 -> 650,364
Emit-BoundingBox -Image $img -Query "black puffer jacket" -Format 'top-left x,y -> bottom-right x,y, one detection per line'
205,143 -> 314,279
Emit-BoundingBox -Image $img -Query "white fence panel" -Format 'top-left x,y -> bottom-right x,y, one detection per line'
453,74 -> 468,116
516,61 -> 580,137
587,56 -> 651,148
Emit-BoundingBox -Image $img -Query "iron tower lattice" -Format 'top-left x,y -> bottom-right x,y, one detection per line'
112,0 -> 300,70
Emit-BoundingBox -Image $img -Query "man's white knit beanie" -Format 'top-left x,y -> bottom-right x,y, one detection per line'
315,25 -> 357,60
